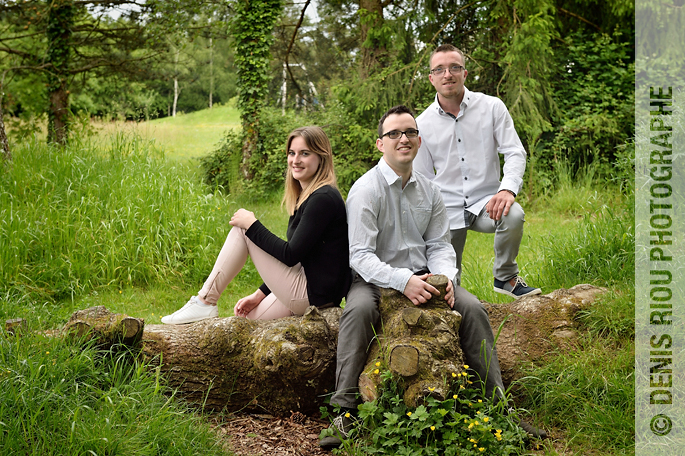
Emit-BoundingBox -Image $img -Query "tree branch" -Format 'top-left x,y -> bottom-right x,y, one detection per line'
558,7 -> 602,32
283,0 -> 310,100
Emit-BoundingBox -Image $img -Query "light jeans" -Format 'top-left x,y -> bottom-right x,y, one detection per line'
451,202 -> 525,283
197,227 -> 310,320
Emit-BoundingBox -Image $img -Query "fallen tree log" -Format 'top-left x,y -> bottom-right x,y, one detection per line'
59,282 -> 606,416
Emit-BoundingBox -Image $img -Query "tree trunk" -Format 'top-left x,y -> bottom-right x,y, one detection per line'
59,284 -> 606,416
0,93 -> 10,161
359,0 -> 386,78
46,0 -> 75,145
209,37 -> 213,109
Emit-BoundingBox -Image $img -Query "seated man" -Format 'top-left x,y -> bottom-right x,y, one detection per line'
320,105 -> 546,450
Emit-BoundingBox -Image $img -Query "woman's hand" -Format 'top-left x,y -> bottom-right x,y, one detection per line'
234,289 -> 266,318
230,208 -> 257,230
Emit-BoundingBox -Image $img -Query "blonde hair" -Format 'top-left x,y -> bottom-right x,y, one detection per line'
282,126 -> 339,215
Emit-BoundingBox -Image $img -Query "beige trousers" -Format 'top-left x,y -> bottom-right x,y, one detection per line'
197,227 -> 310,320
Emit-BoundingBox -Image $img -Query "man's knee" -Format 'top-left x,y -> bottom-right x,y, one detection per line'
341,278 -> 380,326
502,202 -> 525,225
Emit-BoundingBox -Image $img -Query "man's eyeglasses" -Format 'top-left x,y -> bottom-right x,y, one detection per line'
380,129 -> 419,140
430,65 -> 465,77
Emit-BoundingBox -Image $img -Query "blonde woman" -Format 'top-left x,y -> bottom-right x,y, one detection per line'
162,126 -> 351,324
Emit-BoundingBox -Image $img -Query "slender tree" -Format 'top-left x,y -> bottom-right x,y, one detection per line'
232,0 -> 283,180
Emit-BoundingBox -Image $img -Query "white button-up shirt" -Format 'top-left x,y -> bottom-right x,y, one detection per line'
414,88 -> 527,229
346,157 -> 458,293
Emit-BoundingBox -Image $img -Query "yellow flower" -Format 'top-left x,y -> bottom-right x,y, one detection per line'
45,351 -> 49,355
462,372 -> 468,377
452,372 -> 457,378
460,385 -> 465,389
468,423 -> 474,429
430,426 -> 435,431
463,364 -> 469,369
469,438 -> 476,443
478,399 -> 482,403
483,417 -> 489,422
374,369 -> 379,374
375,361 -> 381,367
345,412 -> 351,418
496,429 -> 502,434
473,444 -> 478,448
475,421 -> 479,426
468,381 -> 473,384
407,412 -> 412,417
453,394 -> 458,399
479,447 -> 485,452
429,387 -> 435,392
464,419 -> 468,423
477,411 -> 481,415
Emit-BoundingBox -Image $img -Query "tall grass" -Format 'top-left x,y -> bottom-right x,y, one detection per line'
0,332 -> 229,455
1,134 -> 236,303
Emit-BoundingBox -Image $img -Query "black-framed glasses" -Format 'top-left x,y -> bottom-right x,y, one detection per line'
380,128 -> 419,140
430,65 -> 465,76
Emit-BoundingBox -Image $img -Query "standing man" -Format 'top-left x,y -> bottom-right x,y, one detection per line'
415,44 -> 541,299
319,105 -> 546,450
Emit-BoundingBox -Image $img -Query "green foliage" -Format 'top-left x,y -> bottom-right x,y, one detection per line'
202,105 -> 379,198
0,332 -> 228,455
0,134 -> 232,302
547,31 -> 635,177
232,0 -> 283,120
321,368 -> 526,455
494,0 -> 558,146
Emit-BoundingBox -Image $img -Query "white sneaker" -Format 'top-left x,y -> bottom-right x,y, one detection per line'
161,296 -> 218,325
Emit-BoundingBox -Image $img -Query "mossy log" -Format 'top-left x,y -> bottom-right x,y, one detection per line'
484,283 -> 607,385
358,275 -> 465,408
63,306 -> 144,347
141,305 -> 342,415
60,283 -> 605,416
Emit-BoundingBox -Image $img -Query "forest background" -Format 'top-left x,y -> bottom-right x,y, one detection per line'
1,0 -> 645,455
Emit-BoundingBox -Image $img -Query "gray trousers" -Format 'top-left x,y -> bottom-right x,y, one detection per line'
451,202 -> 525,283
330,274 -> 506,409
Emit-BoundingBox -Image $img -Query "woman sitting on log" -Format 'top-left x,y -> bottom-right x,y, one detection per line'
162,126 -> 352,324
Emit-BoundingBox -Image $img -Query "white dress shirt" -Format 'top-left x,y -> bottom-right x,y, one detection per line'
346,157 -> 458,293
414,88 -> 527,229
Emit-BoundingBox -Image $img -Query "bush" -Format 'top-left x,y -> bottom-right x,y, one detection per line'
201,104 -> 380,198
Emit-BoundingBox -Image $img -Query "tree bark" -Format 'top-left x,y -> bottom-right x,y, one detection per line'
0,93 -> 10,161
46,0 -> 75,145
60,283 -> 606,416
358,275 -> 466,408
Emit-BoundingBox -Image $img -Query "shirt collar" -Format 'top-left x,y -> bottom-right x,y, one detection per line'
378,157 -> 416,187
435,86 -> 471,118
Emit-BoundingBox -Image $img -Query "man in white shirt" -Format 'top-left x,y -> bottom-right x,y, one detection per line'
414,44 -> 541,299
320,105 -> 546,450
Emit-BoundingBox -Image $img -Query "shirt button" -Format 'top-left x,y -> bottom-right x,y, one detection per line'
465,196 -> 469,199
461,158 -> 464,161
458,139 -> 461,142
464,177 -> 468,180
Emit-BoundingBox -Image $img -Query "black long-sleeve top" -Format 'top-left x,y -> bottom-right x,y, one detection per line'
245,185 -> 352,307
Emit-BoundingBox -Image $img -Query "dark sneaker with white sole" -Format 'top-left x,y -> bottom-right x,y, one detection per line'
319,411 -> 356,450
494,276 -> 541,299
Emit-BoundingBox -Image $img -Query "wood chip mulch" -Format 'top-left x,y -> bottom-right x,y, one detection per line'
211,411 -> 332,456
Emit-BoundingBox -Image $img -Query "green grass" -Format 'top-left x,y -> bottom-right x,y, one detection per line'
94,102 -> 241,163
1,126 -> 634,455
0,332 -> 229,455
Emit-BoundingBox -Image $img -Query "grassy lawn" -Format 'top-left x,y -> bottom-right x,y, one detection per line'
92,103 -> 241,162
